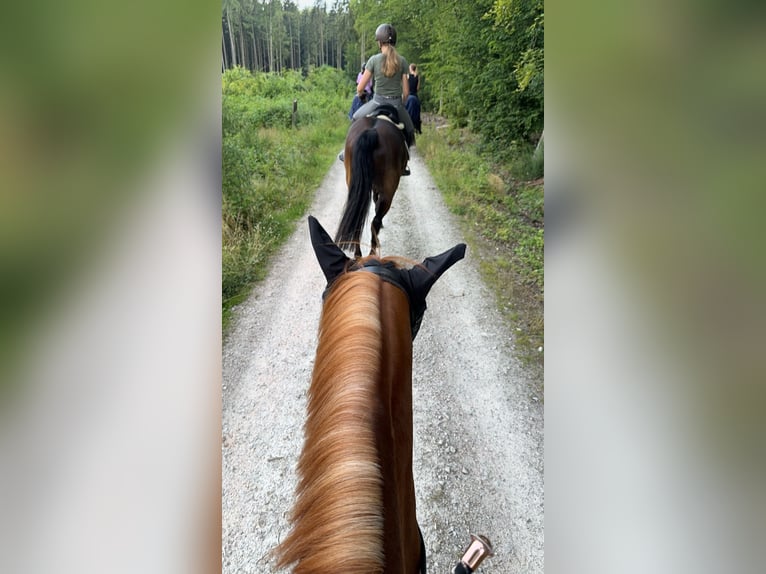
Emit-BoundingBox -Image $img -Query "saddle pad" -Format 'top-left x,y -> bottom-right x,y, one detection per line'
376,114 -> 405,130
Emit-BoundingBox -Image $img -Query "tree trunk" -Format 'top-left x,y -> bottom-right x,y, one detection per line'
238,18 -> 246,70
268,15 -> 273,72
360,29 -> 365,68
276,16 -> 282,74
533,129 -> 544,161
336,27 -> 342,69
250,25 -> 257,71
289,17 -> 294,69
222,31 -> 229,70
226,8 -> 237,67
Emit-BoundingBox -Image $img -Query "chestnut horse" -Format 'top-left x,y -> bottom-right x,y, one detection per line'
273,216 -> 465,574
336,105 -> 409,258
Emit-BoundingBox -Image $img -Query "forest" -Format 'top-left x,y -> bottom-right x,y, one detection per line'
222,0 -> 544,151
222,0 -> 544,360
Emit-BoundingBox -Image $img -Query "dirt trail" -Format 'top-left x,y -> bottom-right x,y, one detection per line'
222,147 -> 544,573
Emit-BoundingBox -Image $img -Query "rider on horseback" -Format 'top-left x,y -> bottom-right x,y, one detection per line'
339,23 -> 415,176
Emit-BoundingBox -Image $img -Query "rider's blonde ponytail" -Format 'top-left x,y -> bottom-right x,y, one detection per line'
381,45 -> 401,78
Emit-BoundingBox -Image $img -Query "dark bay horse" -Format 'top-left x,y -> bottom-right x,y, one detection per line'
273,216 -> 466,574
336,106 -> 409,258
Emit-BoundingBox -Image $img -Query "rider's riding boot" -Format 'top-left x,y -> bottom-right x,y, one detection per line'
402,141 -> 410,176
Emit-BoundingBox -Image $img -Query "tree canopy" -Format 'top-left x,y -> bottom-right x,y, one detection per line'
222,0 -> 543,149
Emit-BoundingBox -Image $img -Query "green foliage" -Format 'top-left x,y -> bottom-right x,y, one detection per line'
514,227 -> 543,288
222,66 -> 351,320
304,65 -> 351,95
505,139 -> 544,181
223,2 -> 545,350
346,0 -> 544,148
419,123 -> 543,290
418,122 -> 544,366
226,1 -> 543,146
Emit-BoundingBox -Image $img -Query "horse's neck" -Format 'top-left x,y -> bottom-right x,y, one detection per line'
375,281 -> 421,573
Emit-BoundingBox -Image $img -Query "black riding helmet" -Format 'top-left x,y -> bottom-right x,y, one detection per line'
375,23 -> 396,46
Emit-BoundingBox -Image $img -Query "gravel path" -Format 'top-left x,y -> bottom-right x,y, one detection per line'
222,147 -> 544,573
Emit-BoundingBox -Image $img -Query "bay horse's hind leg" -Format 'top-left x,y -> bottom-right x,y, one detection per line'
371,187 -> 384,230
369,221 -> 380,256
370,192 -> 393,255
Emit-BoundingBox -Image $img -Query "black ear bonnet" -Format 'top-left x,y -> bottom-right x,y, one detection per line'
308,216 -> 465,340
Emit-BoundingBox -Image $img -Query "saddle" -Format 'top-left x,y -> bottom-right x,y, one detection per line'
367,103 -> 413,147
367,103 -> 405,130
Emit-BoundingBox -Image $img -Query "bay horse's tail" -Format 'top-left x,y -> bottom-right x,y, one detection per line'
335,127 -> 378,252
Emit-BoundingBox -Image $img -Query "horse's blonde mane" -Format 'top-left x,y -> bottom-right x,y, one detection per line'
274,271 -> 385,573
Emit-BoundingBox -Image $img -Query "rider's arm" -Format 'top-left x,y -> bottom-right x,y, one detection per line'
357,69 -> 372,98
402,73 -> 409,103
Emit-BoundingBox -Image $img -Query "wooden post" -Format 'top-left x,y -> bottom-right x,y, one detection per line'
292,99 -> 297,129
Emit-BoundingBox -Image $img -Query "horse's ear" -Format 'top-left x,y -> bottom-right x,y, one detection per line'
308,216 -> 351,284
407,243 -> 467,299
